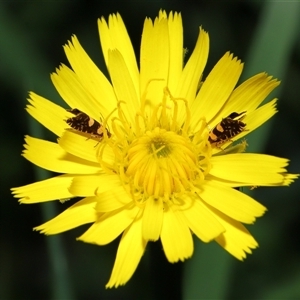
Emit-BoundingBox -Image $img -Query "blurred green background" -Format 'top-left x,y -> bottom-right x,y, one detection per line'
1,1 -> 300,299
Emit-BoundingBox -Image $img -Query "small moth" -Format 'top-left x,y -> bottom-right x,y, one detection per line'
66,108 -> 111,139
208,111 -> 246,148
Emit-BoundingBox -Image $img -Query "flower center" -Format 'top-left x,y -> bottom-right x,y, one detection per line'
98,86 -> 212,205
125,128 -> 208,199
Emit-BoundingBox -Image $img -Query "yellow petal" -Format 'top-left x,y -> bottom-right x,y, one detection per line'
98,13 -> 139,95
23,136 -> 100,174
200,180 -> 266,224
177,27 -> 209,123
108,49 -> 139,124
69,174 -> 120,197
238,98 -> 277,139
191,52 -> 243,129
179,27 -> 209,100
166,11 -> 183,93
51,64 -> 108,122
211,207 -> 258,260
283,173 -> 299,186
210,153 -> 290,185
78,203 -> 139,245
58,130 -> 100,163
64,35 -> 116,117
106,212 -> 147,288
181,193 -> 225,242
158,9 -> 167,20
95,186 -> 132,212
142,197 -> 163,241
26,92 -> 67,137
140,14 -> 169,108
160,204 -> 193,262
11,174 -> 74,203
68,174 -> 102,196
209,73 -> 279,125
34,197 -> 97,234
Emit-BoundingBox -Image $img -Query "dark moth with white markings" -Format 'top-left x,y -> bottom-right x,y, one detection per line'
208,111 -> 246,148
66,108 -> 111,139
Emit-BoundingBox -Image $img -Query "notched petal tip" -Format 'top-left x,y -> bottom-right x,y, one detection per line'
158,9 -> 167,19
223,51 -> 243,65
214,216 -> 259,260
199,26 -> 208,36
282,173 -> 299,186
11,187 -> 30,204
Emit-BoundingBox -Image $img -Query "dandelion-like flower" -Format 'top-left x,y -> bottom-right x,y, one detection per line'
12,11 -> 298,288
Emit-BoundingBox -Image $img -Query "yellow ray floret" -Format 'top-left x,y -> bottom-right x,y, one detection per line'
34,197 -> 98,234
11,175 -> 74,204
23,135 -> 100,174
210,154 -> 294,186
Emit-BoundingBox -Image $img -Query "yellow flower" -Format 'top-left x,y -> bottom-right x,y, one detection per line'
12,11 -> 298,288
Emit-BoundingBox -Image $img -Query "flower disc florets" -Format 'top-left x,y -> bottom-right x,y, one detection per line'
99,87 -> 212,205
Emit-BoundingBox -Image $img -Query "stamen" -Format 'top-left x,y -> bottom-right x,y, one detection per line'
102,107 -> 117,139
134,112 -> 146,137
117,101 -> 131,132
140,78 -> 165,115
164,87 -> 191,136
98,84 -> 212,205
147,103 -> 159,130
